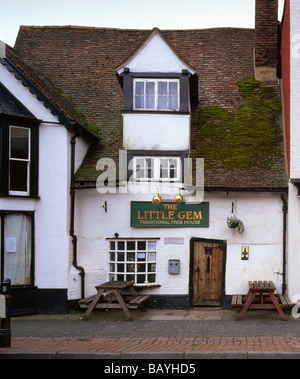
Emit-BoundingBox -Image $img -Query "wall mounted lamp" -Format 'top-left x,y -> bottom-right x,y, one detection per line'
152,188 -> 183,204
152,188 -> 162,204
174,189 -> 183,204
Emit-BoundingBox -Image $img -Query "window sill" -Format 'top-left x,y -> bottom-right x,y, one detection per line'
122,110 -> 190,115
0,194 -> 40,199
134,284 -> 161,289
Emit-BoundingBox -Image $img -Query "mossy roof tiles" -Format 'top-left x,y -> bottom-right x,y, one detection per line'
13,26 -> 287,189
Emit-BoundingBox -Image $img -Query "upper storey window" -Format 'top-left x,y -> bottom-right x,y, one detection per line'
9,126 -> 31,195
121,70 -> 190,113
134,79 -> 179,111
0,119 -> 39,198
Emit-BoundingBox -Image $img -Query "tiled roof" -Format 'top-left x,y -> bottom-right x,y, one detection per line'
1,43 -> 99,140
14,26 -> 287,189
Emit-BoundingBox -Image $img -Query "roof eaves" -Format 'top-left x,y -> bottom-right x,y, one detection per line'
1,54 -> 72,126
1,44 -> 98,142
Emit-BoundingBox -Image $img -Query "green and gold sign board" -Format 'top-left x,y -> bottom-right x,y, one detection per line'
131,202 -> 209,228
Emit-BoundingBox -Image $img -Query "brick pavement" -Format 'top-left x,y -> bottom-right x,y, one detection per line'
2,335 -> 300,354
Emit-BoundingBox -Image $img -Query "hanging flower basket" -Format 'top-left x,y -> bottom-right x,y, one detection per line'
227,216 -> 245,234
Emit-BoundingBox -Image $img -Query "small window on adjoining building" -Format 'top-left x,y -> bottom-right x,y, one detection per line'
0,119 -> 39,197
9,126 -> 31,196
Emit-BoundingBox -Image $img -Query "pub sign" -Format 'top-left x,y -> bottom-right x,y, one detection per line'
130,202 -> 209,227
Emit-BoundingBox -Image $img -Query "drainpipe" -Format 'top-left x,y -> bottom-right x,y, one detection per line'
280,193 -> 287,295
70,132 -> 85,299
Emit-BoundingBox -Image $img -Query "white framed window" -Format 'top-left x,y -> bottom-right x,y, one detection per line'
134,157 -> 154,180
131,156 -> 181,182
9,126 -> 31,196
134,79 -> 179,111
159,157 -> 179,181
108,240 -> 158,286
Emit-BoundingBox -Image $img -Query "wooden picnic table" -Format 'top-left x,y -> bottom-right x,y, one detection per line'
232,281 -> 293,321
78,280 -> 150,321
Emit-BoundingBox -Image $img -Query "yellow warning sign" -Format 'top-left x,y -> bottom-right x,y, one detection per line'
241,246 -> 249,260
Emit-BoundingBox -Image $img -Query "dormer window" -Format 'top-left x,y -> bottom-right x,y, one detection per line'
121,70 -> 191,113
134,79 -> 179,111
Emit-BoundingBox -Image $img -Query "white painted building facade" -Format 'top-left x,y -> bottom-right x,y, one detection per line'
0,47 -> 92,313
72,189 -> 286,304
0,0 -> 291,313
281,0 -> 300,303
68,30 -> 287,309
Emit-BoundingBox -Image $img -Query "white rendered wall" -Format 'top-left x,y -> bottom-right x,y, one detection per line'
0,63 -> 90,290
290,0 -> 300,178
117,32 -> 195,75
123,113 -> 190,151
287,183 -> 300,299
287,0 -> 300,301
69,188 -> 284,300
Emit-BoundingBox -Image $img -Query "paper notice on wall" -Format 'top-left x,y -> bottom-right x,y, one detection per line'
5,238 -> 17,253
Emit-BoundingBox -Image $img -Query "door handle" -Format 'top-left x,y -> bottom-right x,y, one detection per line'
194,265 -> 200,271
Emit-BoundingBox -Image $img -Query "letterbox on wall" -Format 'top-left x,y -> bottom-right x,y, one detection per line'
168,259 -> 180,274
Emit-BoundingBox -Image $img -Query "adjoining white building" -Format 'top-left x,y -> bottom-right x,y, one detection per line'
0,0 -> 290,314
0,44 -> 97,314
281,0 -> 300,303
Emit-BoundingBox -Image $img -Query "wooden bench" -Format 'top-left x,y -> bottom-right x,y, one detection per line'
231,295 -> 243,308
278,294 -> 294,309
78,281 -> 150,320
127,295 -> 150,310
231,294 -> 293,308
231,281 -> 294,321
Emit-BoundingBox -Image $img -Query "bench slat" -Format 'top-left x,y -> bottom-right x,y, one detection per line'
128,295 -> 150,305
231,295 -> 243,307
231,295 -> 237,307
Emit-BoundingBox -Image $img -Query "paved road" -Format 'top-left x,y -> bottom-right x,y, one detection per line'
1,309 -> 300,359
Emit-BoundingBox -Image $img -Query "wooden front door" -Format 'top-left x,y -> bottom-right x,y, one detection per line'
192,240 -> 225,306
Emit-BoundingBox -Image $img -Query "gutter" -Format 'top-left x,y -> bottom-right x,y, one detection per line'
70,131 -> 85,299
280,192 -> 287,295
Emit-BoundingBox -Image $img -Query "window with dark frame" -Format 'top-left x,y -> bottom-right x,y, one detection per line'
9,126 -> 31,195
0,118 -> 39,197
134,79 -> 179,111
